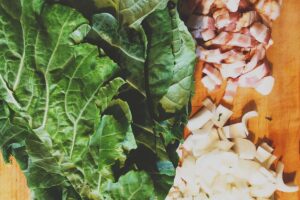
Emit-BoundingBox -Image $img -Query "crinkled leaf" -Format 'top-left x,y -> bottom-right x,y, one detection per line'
92,0 -> 169,29
143,2 -> 196,117
88,13 -> 147,94
0,1 -> 137,199
103,170 -> 155,200
89,99 -> 137,174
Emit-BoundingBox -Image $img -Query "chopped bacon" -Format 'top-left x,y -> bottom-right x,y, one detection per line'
220,61 -> 245,78
224,13 -> 240,32
214,0 -> 226,8
244,44 -> 265,73
207,32 -> 232,45
187,15 -> 215,30
250,22 -> 271,44
213,9 -> 231,29
201,0 -> 216,15
206,32 -> 252,48
203,63 -> 223,85
223,0 -> 241,12
223,49 -> 248,63
235,11 -> 257,31
239,62 -> 270,87
201,29 -> 216,41
227,33 -> 253,48
223,78 -> 239,103
197,47 -> 226,64
189,0 -> 281,103
201,76 -> 218,91
256,0 -> 281,21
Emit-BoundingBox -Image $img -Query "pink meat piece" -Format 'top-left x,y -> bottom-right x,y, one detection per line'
223,0 -> 241,12
201,29 -> 216,41
239,62 -> 270,87
187,15 -> 215,30
250,22 -> 271,44
223,78 -> 239,103
223,49 -> 248,63
220,61 -> 245,78
214,0 -> 226,8
213,9 -> 231,29
256,0 -> 281,21
202,63 -> 223,85
244,44 -> 266,73
197,47 -> 226,64
224,13 -> 240,32
201,0 -> 216,14
201,75 -> 218,91
227,33 -> 253,48
207,31 -> 253,48
209,32 -> 232,45
235,11 -> 257,31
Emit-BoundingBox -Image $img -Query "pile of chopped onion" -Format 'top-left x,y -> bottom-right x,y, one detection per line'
185,0 -> 282,103
166,99 -> 298,200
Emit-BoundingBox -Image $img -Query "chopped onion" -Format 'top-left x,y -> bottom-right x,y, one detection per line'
167,103 -> 298,199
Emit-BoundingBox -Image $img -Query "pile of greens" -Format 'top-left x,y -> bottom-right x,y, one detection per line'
0,0 -> 196,199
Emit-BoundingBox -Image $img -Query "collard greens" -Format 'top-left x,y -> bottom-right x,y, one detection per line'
0,0 -> 196,199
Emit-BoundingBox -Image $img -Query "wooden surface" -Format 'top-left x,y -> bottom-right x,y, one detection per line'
0,1 -> 299,200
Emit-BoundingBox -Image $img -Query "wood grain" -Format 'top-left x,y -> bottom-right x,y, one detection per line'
0,1 -> 299,199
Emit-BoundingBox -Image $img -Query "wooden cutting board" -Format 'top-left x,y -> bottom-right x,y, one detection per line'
0,1 -> 299,199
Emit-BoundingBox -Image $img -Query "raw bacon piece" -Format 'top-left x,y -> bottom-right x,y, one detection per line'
235,11 -> 257,31
250,22 -> 271,44
239,62 -> 270,87
227,33 -> 253,48
244,44 -> 266,73
223,0 -> 241,12
207,32 -> 232,45
223,49 -> 248,63
224,13 -> 240,32
220,61 -> 245,78
202,76 -> 218,92
203,63 -> 223,85
197,47 -> 226,64
256,0 -> 281,21
207,32 -> 252,48
189,0 -> 281,103
201,29 -> 216,41
213,9 -> 231,29
223,78 -> 239,103
201,0 -> 216,15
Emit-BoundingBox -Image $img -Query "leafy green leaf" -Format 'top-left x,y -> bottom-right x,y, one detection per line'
104,170 -> 155,200
0,1 -> 138,199
143,2 -> 196,117
92,0 -> 169,29
88,13 -> 147,94
85,2 -> 196,199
